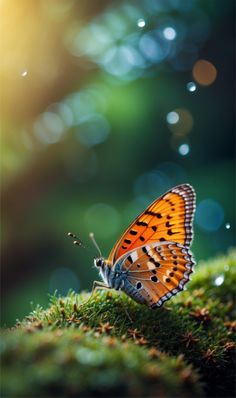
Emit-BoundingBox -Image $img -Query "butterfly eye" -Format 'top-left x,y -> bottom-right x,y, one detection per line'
95,258 -> 103,267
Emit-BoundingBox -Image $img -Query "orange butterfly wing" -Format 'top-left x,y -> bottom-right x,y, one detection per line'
108,184 -> 195,264
121,242 -> 195,308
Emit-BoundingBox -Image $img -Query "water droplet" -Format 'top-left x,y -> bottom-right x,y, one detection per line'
214,274 -> 224,286
163,27 -> 176,40
166,111 -> 179,124
178,143 -> 190,156
225,223 -> 231,229
137,18 -> 146,28
186,81 -> 197,92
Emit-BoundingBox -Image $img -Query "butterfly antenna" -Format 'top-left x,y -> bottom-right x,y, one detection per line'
89,232 -> 102,257
67,232 -> 86,248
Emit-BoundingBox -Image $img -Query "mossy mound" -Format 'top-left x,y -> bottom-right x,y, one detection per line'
1,250 -> 236,397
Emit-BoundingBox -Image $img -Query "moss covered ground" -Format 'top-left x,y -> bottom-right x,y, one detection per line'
1,250 -> 236,397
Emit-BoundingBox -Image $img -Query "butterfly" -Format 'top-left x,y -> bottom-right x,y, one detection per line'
93,184 -> 196,309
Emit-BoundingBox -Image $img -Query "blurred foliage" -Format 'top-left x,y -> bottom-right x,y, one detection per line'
1,250 -> 236,397
1,0 -> 235,326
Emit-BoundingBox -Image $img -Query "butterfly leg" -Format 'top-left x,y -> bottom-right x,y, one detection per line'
88,281 -> 111,303
92,280 -> 110,293
75,281 -> 110,310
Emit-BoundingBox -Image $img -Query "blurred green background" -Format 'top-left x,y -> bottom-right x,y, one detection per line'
1,0 -> 235,326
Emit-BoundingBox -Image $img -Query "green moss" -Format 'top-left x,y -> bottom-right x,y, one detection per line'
1,250 -> 236,397
1,328 -> 202,397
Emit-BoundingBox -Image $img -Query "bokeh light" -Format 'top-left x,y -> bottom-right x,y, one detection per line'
75,114 -> 110,147
186,81 -> 197,92
214,274 -> 224,286
139,33 -> 165,63
178,143 -> 190,156
166,111 -> 179,124
62,2 -> 214,82
167,108 -> 193,136
134,162 -> 187,202
102,45 -> 144,80
163,27 -> 176,40
137,18 -> 146,28
196,199 -> 224,232
53,103 -> 74,127
134,170 -> 171,203
192,59 -> 217,86
33,112 -> 66,145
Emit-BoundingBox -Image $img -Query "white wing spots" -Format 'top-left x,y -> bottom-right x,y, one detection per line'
153,254 -> 160,262
131,251 -> 138,262
154,245 -> 167,261
147,261 -> 156,270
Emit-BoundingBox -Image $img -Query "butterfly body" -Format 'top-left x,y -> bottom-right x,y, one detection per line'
95,257 -> 147,304
94,184 -> 196,309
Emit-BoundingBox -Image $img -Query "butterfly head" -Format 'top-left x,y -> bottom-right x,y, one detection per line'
94,256 -> 112,286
